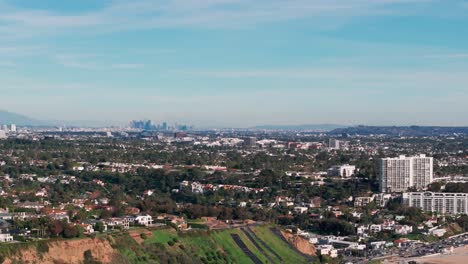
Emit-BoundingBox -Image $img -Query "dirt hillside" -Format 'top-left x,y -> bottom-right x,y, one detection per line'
281,230 -> 316,256
3,238 -> 117,264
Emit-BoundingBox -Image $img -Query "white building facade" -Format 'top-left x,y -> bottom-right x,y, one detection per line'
403,192 -> 468,215
328,139 -> 340,150
0,233 -> 13,242
379,155 -> 433,193
327,164 -> 356,177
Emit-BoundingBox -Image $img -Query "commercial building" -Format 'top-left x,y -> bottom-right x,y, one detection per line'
244,137 -> 257,147
328,139 -> 340,150
327,164 -> 356,177
403,192 -> 468,215
379,155 -> 433,193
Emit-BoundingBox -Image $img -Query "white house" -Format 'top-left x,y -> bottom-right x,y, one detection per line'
135,215 -> 153,226
429,228 -> 447,237
0,213 -> 13,221
318,245 -> 338,258
395,215 -> 406,221
354,196 -> 375,207
105,218 -> 130,229
349,244 -> 366,250
294,207 -> 308,214
382,220 -> 396,231
394,225 -> 413,235
327,164 -> 356,177
357,225 -> 369,236
370,241 -> 387,250
0,233 -> 13,242
80,224 -> 95,235
370,224 -> 382,233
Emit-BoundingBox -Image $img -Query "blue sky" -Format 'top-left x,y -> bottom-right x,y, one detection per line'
1,0 -> 468,127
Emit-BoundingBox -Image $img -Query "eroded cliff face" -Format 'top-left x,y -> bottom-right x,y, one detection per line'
280,230 -> 316,256
4,238 -> 118,264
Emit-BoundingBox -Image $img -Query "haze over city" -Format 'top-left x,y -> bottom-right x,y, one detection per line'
1,0 -> 468,127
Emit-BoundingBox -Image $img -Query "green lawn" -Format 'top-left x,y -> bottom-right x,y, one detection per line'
211,229 -> 256,264
145,229 -> 178,245
251,225 -> 310,264
132,225 -> 311,264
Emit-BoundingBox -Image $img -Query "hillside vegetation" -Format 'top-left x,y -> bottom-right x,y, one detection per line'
1,225 -> 315,264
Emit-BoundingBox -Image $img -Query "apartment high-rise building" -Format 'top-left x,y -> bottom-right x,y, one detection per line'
328,138 -> 340,150
403,192 -> 468,215
244,137 -> 257,147
379,154 -> 433,193
10,124 -> 16,132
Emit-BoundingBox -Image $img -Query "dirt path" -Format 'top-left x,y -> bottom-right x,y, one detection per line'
246,227 -> 284,262
231,234 -> 263,264
241,228 -> 276,263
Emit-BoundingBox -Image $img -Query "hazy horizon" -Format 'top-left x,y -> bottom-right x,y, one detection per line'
1,1 -> 468,127
2,109 -> 468,128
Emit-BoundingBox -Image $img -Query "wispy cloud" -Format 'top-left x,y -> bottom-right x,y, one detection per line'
0,45 -> 42,56
53,54 -> 144,70
54,54 -> 99,70
182,67 -> 468,91
110,63 -> 144,69
0,0 -> 441,39
422,53 -> 468,59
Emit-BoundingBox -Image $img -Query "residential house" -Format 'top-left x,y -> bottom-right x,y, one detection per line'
79,224 -> 95,235
370,224 -> 382,233
105,218 -> 130,230
294,207 -> 308,214
354,196 -> 375,207
317,245 -> 338,258
394,225 -> 413,235
382,220 -> 396,231
429,228 -> 447,237
135,215 -> 153,226
357,225 -> 369,236
370,241 -> 387,250
156,214 -> 187,230
0,233 -> 13,242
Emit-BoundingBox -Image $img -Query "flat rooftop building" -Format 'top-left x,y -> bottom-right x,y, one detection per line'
404,192 -> 468,215
379,154 -> 433,193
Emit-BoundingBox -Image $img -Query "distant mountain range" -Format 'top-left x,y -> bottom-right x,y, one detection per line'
252,124 -> 347,131
0,110 -> 120,127
0,110 -> 45,126
330,125 -> 468,136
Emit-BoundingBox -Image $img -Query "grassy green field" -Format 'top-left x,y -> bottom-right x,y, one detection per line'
117,225 -> 313,264
251,225 -> 311,264
145,229 -> 178,245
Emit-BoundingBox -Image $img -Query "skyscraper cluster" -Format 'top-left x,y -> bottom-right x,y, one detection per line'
0,124 -> 16,132
130,120 -> 192,131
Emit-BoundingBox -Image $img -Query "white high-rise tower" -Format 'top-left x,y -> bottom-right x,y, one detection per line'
379,154 -> 433,193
